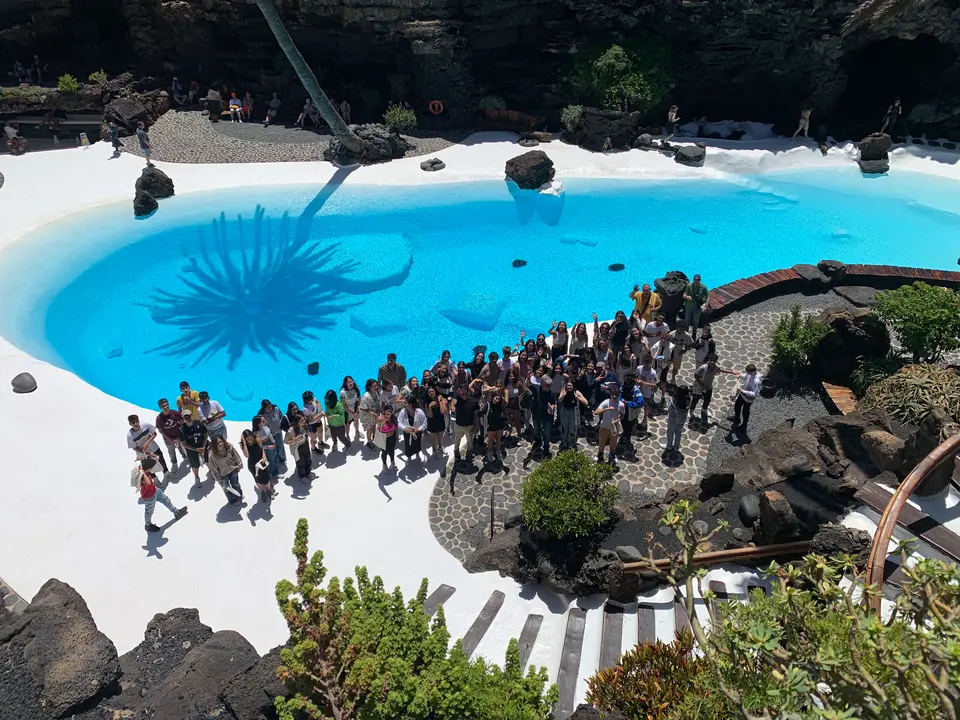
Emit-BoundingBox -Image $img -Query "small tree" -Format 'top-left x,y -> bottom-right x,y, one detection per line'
521,450 -> 617,539
770,304 -> 831,380
57,74 -> 80,93
383,103 -> 417,134
875,282 -> 960,362
275,519 -> 557,720
88,69 -> 108,85
625,502 -> 960,720
569,42 -> 670,114
560,104 -> 583,132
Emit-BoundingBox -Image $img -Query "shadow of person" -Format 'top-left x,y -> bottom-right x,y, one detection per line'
216,500 -> 246,523
324,451 -> 347,471
187,478 -> 216,502
142,526 -> 171,560
247,500 -> 273,526
377,467 -> 398,501
284,473 -> 314,499
398,458 -> 428,484
725,425 -> 752,447
519,582 -> 570,614
661,448 -> 684,467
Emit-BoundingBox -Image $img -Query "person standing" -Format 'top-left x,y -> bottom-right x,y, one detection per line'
135,121 -> 153,167
594,385 -> 626,467
285,414 -> 313,481
649,330 -> 676,404
643,314 -> 669,343
324,390 -> 349,452
136,458 -> 187,532
377,406 -> 398,471
449,383 -> 480,465
359,379 -> 381,448
792,108 -> 812,139
636,355 -> 658,433
690,354 -> 738,421
207,435 -> 244,504
108,121 -> 122,156
155,399 -> 187,470
127,414 -> 168,474
880,98 -> 902,135
198,391 -> 227,441
662,385 -> 691,453
484,390 -> 508,462
530,375 -> 556,458
557,379 -> 589,451
378,353 -> 407,390
620,374 -> 645,442
424,387 -> 447,457
732,363 -> 763,431
339,376 -> 361,444
264,93 -> 281,126
630,283 -> 662,324
693,325 -> 716,369
177,381 -> 201,415
666,105 -> 680,139
682,274 -> 709,341
241,430 -> 272,503
179,410 -> 207,486
259,399 -> 286,466
301,391 -> 325,455
398,398 -> 427,462
252,415 -> 279,481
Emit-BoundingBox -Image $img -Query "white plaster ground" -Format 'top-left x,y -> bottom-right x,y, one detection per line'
1,134 -> 959,702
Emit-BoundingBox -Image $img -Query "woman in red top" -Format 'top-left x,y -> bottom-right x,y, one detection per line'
377,406 -> 398,471
137,458 -> 187,532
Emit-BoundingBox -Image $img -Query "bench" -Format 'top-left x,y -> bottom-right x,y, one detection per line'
12,116 -> 102,126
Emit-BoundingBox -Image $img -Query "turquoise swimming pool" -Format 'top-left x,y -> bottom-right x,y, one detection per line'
2,167 -> 958,415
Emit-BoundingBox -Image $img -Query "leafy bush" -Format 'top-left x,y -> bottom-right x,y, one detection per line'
521,451 -> 617,539
850,349 -> 909,396
586,630 -> 705,719
88,69 -> 108,85
276,519 -> 557,720
633,503 -> 960,720
57,73 -> 80,93
478,95 -> 506,111
860,363 -> 960,426
560,104 -> 583,132
770,304 -> 831,380
568,42 -> 670,113
383,103 -> 417,133
875,281 -> 960,362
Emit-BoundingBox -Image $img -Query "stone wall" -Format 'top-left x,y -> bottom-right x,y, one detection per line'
1,0 -> 959,136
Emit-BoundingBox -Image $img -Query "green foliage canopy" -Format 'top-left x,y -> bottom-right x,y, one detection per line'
874,282 -> 960,362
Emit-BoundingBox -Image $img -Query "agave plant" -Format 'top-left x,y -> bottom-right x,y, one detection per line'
860,363 -> 960,426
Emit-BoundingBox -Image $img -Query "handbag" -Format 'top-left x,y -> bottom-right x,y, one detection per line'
374,428 -> 388,450
256,457 -> 268,472
612,419 -> 624,436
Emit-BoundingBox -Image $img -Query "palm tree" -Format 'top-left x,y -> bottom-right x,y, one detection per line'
253,0 -> 363,154
843,0 -> 938,34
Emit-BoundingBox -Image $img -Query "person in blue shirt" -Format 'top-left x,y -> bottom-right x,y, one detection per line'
620,374 -> 645,441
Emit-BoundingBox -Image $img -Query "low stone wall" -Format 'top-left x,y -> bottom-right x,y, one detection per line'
705,261 -> 960,321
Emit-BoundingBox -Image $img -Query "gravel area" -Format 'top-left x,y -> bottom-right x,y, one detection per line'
121,109 -> 475,164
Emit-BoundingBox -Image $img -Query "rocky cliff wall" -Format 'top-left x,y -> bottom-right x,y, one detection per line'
2,0 -> 959,136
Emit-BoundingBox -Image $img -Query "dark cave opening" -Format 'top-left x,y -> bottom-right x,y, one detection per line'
835,34 -> 956,138
49,0 -> 133,74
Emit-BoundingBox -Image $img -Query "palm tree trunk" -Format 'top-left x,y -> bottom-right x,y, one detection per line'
253,0 -> 363,154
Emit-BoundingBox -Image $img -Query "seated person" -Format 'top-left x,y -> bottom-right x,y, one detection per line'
263,93 -> 281,126
171,77 -> 188,105
187,79 -> 200,104
296,99 -> 317,129
228,92 -> 243,123
242,91 -> 254,121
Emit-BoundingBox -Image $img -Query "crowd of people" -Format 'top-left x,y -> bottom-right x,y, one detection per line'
126,276 -> 765,534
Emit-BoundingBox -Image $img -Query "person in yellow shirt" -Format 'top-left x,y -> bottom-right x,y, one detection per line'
630,283 -> 661,322
176,380 -> 201,414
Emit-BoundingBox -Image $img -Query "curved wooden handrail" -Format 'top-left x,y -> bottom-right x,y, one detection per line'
865,433 -> 960,613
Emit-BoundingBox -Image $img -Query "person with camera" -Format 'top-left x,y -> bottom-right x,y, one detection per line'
594,383 -> 626,467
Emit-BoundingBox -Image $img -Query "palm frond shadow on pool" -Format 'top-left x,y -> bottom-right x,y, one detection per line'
137,170 -> 360,370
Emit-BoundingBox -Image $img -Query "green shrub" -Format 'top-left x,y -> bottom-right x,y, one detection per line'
88,69 -> 108,85
860,363 -> 960,426
568,42 -> 670,113
275,519 -> 557,720
850,349 -> 909,396
770,304 -> 831,380
383,103 -> 417,133
521,451 -> 617,539
478,94 -> 506,111
560,104 -> 583,132
57,73 -> 80,93
875,281 -> 960,362
586,630 -> 705,719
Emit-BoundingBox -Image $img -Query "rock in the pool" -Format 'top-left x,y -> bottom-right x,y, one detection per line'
11,372 -> 36,393
517,137 -> 539,147
608,263 -> 625,272
858,133 -> 891,173
134,188 -> 158,217
504,150 -> 555,190
512,259 -> 527,268
307,361 -> 319,375
420,158 -> 445,172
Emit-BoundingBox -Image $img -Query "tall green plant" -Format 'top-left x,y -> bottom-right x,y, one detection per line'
252,0 -> 363,154
521,451 -> 617,539
568,42 -> 670,113
874,282 -> 960,362
275,519 -> 557,720
770,304 -> 831,380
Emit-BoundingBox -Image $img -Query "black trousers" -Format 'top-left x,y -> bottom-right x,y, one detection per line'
690,389 -> 713,414
733,395 -> 752,428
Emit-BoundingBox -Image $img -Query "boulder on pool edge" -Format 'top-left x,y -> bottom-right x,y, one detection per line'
136,166 -> 175,199
654,270 -> 689,327
11,372 -> 36,393
324,123 -> 413,165
674,144 -> 706,166
858,133 -> 891,174
504,150 -> 555,190
134,188 -> 158,217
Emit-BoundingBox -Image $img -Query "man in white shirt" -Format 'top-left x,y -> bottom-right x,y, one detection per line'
732,363 -> 762,431
636,358 -> 658,432
127,414 -> 168,474
198,391 -> 228,440
643,314 -> 669,342
648,330 -> 676,404
593,384 -> 626,467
